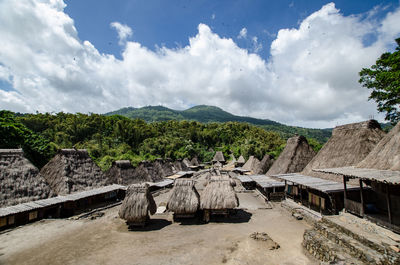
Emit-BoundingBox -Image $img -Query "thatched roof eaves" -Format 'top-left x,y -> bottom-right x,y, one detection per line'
167,179 -> 200,214
314,167 -> 400,185
200,176 -> 238,210
0,149 -> 23,155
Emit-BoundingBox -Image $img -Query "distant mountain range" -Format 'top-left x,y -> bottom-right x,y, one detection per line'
106,105 -> 333,143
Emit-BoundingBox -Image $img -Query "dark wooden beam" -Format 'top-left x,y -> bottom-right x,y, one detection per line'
359,179 -> 364,217
386,185 -> 393,224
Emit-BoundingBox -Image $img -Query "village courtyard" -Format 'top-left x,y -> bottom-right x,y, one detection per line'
0,189 -> 317,265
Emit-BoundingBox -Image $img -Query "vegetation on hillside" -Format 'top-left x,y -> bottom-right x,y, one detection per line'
106,105 -> 332,142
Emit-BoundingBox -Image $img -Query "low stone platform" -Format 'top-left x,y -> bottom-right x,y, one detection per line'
303,212 -> 400,264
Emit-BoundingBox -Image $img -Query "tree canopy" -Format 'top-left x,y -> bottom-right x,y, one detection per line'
359,38 -> 400,124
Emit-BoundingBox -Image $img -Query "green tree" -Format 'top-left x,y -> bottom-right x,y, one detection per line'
359,38 -> 400,124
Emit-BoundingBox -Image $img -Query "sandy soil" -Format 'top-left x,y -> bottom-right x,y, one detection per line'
0,191 -> 317,265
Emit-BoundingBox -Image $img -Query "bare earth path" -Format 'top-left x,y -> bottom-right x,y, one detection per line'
0,191 -> 317,265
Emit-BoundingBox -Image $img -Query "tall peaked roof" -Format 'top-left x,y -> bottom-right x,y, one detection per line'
242,156 -> 261,173
357,121 -> 400,171
237,155 -> 245,164
267,135 -> 315,176
40,149 -> 106,195
302,120 -> 384,181
212,151 -> 225,163
0,149 -> 52,207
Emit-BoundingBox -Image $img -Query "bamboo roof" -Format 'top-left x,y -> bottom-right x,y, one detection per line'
273,173 -> 358,193
314,167 -> 400,185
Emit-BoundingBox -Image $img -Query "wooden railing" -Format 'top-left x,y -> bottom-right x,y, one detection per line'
344,199 -> 363,216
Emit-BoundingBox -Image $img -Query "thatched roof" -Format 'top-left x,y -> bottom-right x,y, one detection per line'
40,149 -> 106,195
119,183 -> 157,223
182,158 -> 191,167
212,151 -> 225,163
167,179 -> 200,214
302,120 -> 384,181
0,149 -> 52,207
254,154 -> 274,174
230,154 -> 237,162
200,176 -> 238,210
357,121 -> 400,171
267,135 -> 316,176
131,159 -> 176,184
242,156 -> 261,173
190,157 -> 200,167
105,160 -> 136,185
237,155 -> 245,164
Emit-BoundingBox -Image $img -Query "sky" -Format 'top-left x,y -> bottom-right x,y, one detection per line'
0,0 -> 399,128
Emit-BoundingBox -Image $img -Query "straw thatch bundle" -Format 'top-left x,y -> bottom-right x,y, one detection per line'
119,183 -> 157,224
212,151 -> 225,163
0,149 -> 52,207
357,121 -> 400,170
105,160 -> 136,185
242,156 -> 261,173
302,120 -> 384,181
200,176 -> 239,210
267,135 -> 316,176
167,179 -> 200,214
254,154 -> 274,174
40,149 -> 106,195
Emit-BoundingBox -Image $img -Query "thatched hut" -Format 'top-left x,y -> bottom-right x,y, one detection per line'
242,156 -> 261,173
105,160 -> 136,185
254,154 -> 274,174
302,120 -> 384,181
131,159 -> 176,183
190,157 -> 200,167
40,149 -> 105,195
0,149 -> 52,207
200,175 -> 239,222
212,151 -> 225,164
235,155 -> 246,167
357,121 -> 400,170
267,135 -> 316,176
119,183 -> 157,227
167,179 -> 200,219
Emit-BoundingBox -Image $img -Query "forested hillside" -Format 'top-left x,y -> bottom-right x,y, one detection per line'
1,111 -> 322,171
106,105 -> 332,142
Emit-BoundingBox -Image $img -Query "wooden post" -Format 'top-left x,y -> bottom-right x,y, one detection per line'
343,175 -> 347,213
359,179 -> 364,217
319,196 -> 322,214
386,185 -> 393,224
300,185 -> 303,204
284,180 -> 287,199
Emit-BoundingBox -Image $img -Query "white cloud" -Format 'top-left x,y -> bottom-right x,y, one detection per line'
110,22 -> 132,45
252,37 -> 262,53
237,28 -> 247,39
0,1 -> 399,128
211,13 -> 216,20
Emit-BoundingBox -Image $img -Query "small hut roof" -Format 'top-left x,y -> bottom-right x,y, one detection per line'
267,135 -> 316,176
237,155 -> 245,164
119,183 -> 157,222
105,160 -> 136,185
242,156 -> 261,173
356,122 -> 400,171
200,176 -> 238,210
40,148 -> 105,195
230,154 -> 237,162
301,120 -> 384,181
254,154 -> 274,174
113,160 -> 133,168
0,149 -> 52,207
212,151 -> 225,162
167,179 -> 200,214
190,157 -> 200,167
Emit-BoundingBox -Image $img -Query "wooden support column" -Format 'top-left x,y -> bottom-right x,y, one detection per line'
386,185 -> 393,224
300,185 -> 303,204
343,175 -> 348,213
284,180 -> 287,199
359,179 -> 365,217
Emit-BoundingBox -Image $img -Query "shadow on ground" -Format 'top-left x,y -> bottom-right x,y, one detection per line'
128,218 -> 172,232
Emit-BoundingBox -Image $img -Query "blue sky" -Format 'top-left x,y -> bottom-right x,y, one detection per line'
0,0 -> 400,128
64,0 -> 399,59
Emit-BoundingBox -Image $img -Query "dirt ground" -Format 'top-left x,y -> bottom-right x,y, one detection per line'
0,190 -> 317,265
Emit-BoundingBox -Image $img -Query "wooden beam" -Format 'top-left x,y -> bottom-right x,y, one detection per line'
284,180 -> 287,199
386,185 -> 393,224
359,179 -> 364,217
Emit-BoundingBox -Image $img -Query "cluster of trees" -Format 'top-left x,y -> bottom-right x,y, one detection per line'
1,111 -> 324,171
